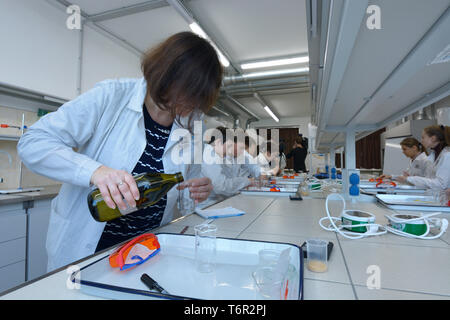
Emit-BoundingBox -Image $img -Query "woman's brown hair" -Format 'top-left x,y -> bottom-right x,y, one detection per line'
424,125 -> 450,146
423,124 -> 450,158
400,137 -> 424,153
141,32 -> 223,130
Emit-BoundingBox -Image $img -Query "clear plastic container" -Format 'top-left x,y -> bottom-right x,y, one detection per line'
306,239 -> 328,273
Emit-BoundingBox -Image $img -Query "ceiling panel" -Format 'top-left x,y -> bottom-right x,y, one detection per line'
327,0 -> 449,127
359,60 -> 450,125
264,91 -> 311,118
187,0 -> 308,63
229,97 -> 268,119
70,0 -> 150,15
98,6 -> 189,53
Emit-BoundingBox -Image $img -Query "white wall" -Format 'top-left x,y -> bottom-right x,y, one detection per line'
0,0 -> 79,100
0,0 -> 143,99
81,25 -> 142,93
0,0 -> 144,189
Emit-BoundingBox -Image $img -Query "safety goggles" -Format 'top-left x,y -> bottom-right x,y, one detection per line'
109,233 -> 160,271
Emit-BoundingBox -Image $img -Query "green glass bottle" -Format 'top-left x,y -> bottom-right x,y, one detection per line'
88,172 -> 184,222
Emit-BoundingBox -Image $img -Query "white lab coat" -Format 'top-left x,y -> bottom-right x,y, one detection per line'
406,147 -> 450,189
279,153 -> 287,171
405,152 -> 433,177
256,152 -> 275,176
240,151 -> 261,178
17,78 -> 202,272
199,144 -> 250,208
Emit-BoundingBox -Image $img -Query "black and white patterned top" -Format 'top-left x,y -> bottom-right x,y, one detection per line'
95,104 -> 172,252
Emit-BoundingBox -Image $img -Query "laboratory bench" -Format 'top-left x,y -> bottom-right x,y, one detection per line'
1,192 -> 449,300
0,184 -> 61,205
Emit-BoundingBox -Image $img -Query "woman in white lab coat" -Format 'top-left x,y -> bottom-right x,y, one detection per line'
397,125 -> 450,189
17,32 -> 222,271
200,127 -> 255,207
379,137 -> 432,181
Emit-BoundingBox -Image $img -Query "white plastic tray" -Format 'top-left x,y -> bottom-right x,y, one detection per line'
268,180 -> 301,186
240,187 -> 297,197
376,194 -> 450,212
77,233 -> 303,300
360,182 -> 426,190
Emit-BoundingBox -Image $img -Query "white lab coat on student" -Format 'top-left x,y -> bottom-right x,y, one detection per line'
199,144 -> 250,208
256,152 -> 275,176
405,152 -> 433,177
17,78 -> 202,272
407,147 -> 450,189
240,150 -> 261,178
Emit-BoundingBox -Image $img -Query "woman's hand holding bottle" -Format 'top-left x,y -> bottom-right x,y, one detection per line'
90,165 -> 140,210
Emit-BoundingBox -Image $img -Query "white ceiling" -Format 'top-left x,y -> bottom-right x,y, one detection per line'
64,0 -> 311,125
70,0 -> 150,15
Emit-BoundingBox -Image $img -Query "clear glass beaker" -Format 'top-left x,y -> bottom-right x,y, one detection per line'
194,223 -> 217,273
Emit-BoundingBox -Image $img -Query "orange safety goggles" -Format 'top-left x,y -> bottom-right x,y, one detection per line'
109,233 -> 160,271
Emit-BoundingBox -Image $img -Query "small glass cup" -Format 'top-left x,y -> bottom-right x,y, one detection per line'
178,188 -> 195,215
252,266 -> 287,299
306,239 -> 328,273
194,223 -> 217,273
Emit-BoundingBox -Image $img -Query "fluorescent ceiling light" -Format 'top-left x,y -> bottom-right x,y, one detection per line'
189,22 -> 230,68
242,67 -> 309,80
241,56 -> 309,70
264,106 -> 279,122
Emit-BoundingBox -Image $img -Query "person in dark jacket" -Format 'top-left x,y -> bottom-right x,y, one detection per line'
286,137 -> 308,172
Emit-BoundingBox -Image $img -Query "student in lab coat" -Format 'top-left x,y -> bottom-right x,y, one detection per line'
17,32 -> 223,271
278,141 -> 287,172
256,141 -> 281,176
199,127 -> 256,207
396,125 -> 450,189
241,135 -> 261,178
379,137 -> 432,181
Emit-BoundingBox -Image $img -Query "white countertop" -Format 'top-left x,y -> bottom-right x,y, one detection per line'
1,193 -> 449,300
